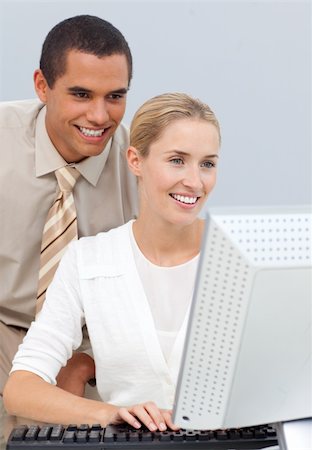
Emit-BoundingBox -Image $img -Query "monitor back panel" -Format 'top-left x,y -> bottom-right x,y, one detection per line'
173,206 -> 312,430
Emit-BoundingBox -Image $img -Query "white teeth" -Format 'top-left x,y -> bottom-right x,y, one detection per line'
79,126 -> 105,137
171,194 -> 198,204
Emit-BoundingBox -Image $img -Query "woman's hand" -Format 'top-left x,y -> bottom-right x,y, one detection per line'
110,401 -> 180,431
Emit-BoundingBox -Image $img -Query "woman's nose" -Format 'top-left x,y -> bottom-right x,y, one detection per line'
183,166 -> 204,190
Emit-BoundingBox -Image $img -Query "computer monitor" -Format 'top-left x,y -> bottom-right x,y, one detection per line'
172,205 -> 312,430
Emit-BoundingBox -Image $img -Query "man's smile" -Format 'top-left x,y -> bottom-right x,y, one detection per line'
77,126 -> 108,137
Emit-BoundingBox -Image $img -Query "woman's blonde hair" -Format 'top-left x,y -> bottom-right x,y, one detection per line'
130,92 -> 221,157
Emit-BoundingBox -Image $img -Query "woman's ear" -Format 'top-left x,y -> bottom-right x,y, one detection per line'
127,146 -> 142,176
33,69 -> 49,103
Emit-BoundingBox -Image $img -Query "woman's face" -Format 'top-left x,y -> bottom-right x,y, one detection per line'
133,118 -> 220,227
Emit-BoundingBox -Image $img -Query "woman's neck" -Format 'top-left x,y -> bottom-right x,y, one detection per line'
132,217 -> 205,267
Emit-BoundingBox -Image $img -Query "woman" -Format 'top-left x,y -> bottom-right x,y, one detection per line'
3,92 -> 221,432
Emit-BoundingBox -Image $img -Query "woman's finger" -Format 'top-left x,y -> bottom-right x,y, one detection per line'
130,403 -> 159,431
142,401 -> 167,431
162,409 -> 180,431
117,407 -> 142,429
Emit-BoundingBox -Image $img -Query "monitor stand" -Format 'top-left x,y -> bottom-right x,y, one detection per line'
275,418 -> 311,449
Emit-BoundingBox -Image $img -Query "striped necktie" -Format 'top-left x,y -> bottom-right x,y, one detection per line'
36,166 -> 81,314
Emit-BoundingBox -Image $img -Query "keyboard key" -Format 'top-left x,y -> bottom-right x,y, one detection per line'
63,430 -> 76,442
254,428 -> 266,438
241,428 -> 254,439
140,431 -> 153,441
50,425 -> 64,441
11,425 -> 28,441
267,426 -> 277,437
90,423 -> 102,430
89,429 -> 101,442
103,428 -> 115,443
116,431 -> 127,441
76,430 -> 88,442
229,428 -> 241,439
172,430 -> 184,441
37,425 -> 52,441
159,431 -> 171,441
185,430 -> 197,440
24,425 -> 39,441
197,430 -> 212,441
216,429 -> 228,440
127,429 -> 140,441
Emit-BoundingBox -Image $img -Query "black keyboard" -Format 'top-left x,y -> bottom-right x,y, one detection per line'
6,423 -> 278,449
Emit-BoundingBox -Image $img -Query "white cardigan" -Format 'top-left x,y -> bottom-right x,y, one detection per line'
11,221 -> 188,409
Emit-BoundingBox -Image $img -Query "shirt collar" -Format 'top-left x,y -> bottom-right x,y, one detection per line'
35,105 -> 111,187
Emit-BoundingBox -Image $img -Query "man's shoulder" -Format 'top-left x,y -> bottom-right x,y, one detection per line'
0,98 -> 44,128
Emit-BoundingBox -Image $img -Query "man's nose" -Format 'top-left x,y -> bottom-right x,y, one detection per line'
86,100 -> 110,125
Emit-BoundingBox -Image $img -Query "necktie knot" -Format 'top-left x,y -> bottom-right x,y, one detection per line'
55,166 -> 81,193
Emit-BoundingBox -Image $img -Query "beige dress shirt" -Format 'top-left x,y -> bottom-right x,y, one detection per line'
0,99 -> 138,329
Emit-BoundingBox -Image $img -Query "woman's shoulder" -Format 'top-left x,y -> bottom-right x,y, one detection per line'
72,221 -> 133,268
79,221 -> 132,245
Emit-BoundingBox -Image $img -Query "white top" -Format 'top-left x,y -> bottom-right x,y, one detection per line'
129,225 -> 199,362
11,221 -> 199,409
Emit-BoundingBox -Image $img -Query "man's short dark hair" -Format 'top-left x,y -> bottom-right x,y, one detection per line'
40,15 -> 133,88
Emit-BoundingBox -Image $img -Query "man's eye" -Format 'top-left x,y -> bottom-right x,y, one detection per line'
74,92 -> 89,99
109,93 -> 124,100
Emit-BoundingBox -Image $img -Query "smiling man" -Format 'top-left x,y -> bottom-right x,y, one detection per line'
0,14 -> 138,410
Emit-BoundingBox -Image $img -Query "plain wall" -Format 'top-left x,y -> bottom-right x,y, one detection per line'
0,0 -> 311,209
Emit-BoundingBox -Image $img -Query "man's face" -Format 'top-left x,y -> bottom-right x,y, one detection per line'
34,50 -> 129,163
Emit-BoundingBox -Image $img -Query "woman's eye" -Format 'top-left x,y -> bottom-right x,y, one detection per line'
170,158 -> 183,165
201,161 -> 215,168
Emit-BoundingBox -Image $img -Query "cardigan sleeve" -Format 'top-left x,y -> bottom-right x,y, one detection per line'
11,242 -> 85,384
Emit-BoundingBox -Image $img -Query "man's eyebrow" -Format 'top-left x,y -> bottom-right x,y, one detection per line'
110,88 -> 129,95
67,86 -> 129,95
67,86 -> 92,93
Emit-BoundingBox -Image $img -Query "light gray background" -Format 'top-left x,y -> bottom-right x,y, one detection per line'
0,0 -> 311,208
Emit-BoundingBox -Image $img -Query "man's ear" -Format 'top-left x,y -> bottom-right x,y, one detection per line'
33,69 -> 49,103
127,146 -> 142,176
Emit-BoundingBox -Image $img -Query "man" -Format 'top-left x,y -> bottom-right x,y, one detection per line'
0,14 -> 138,404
